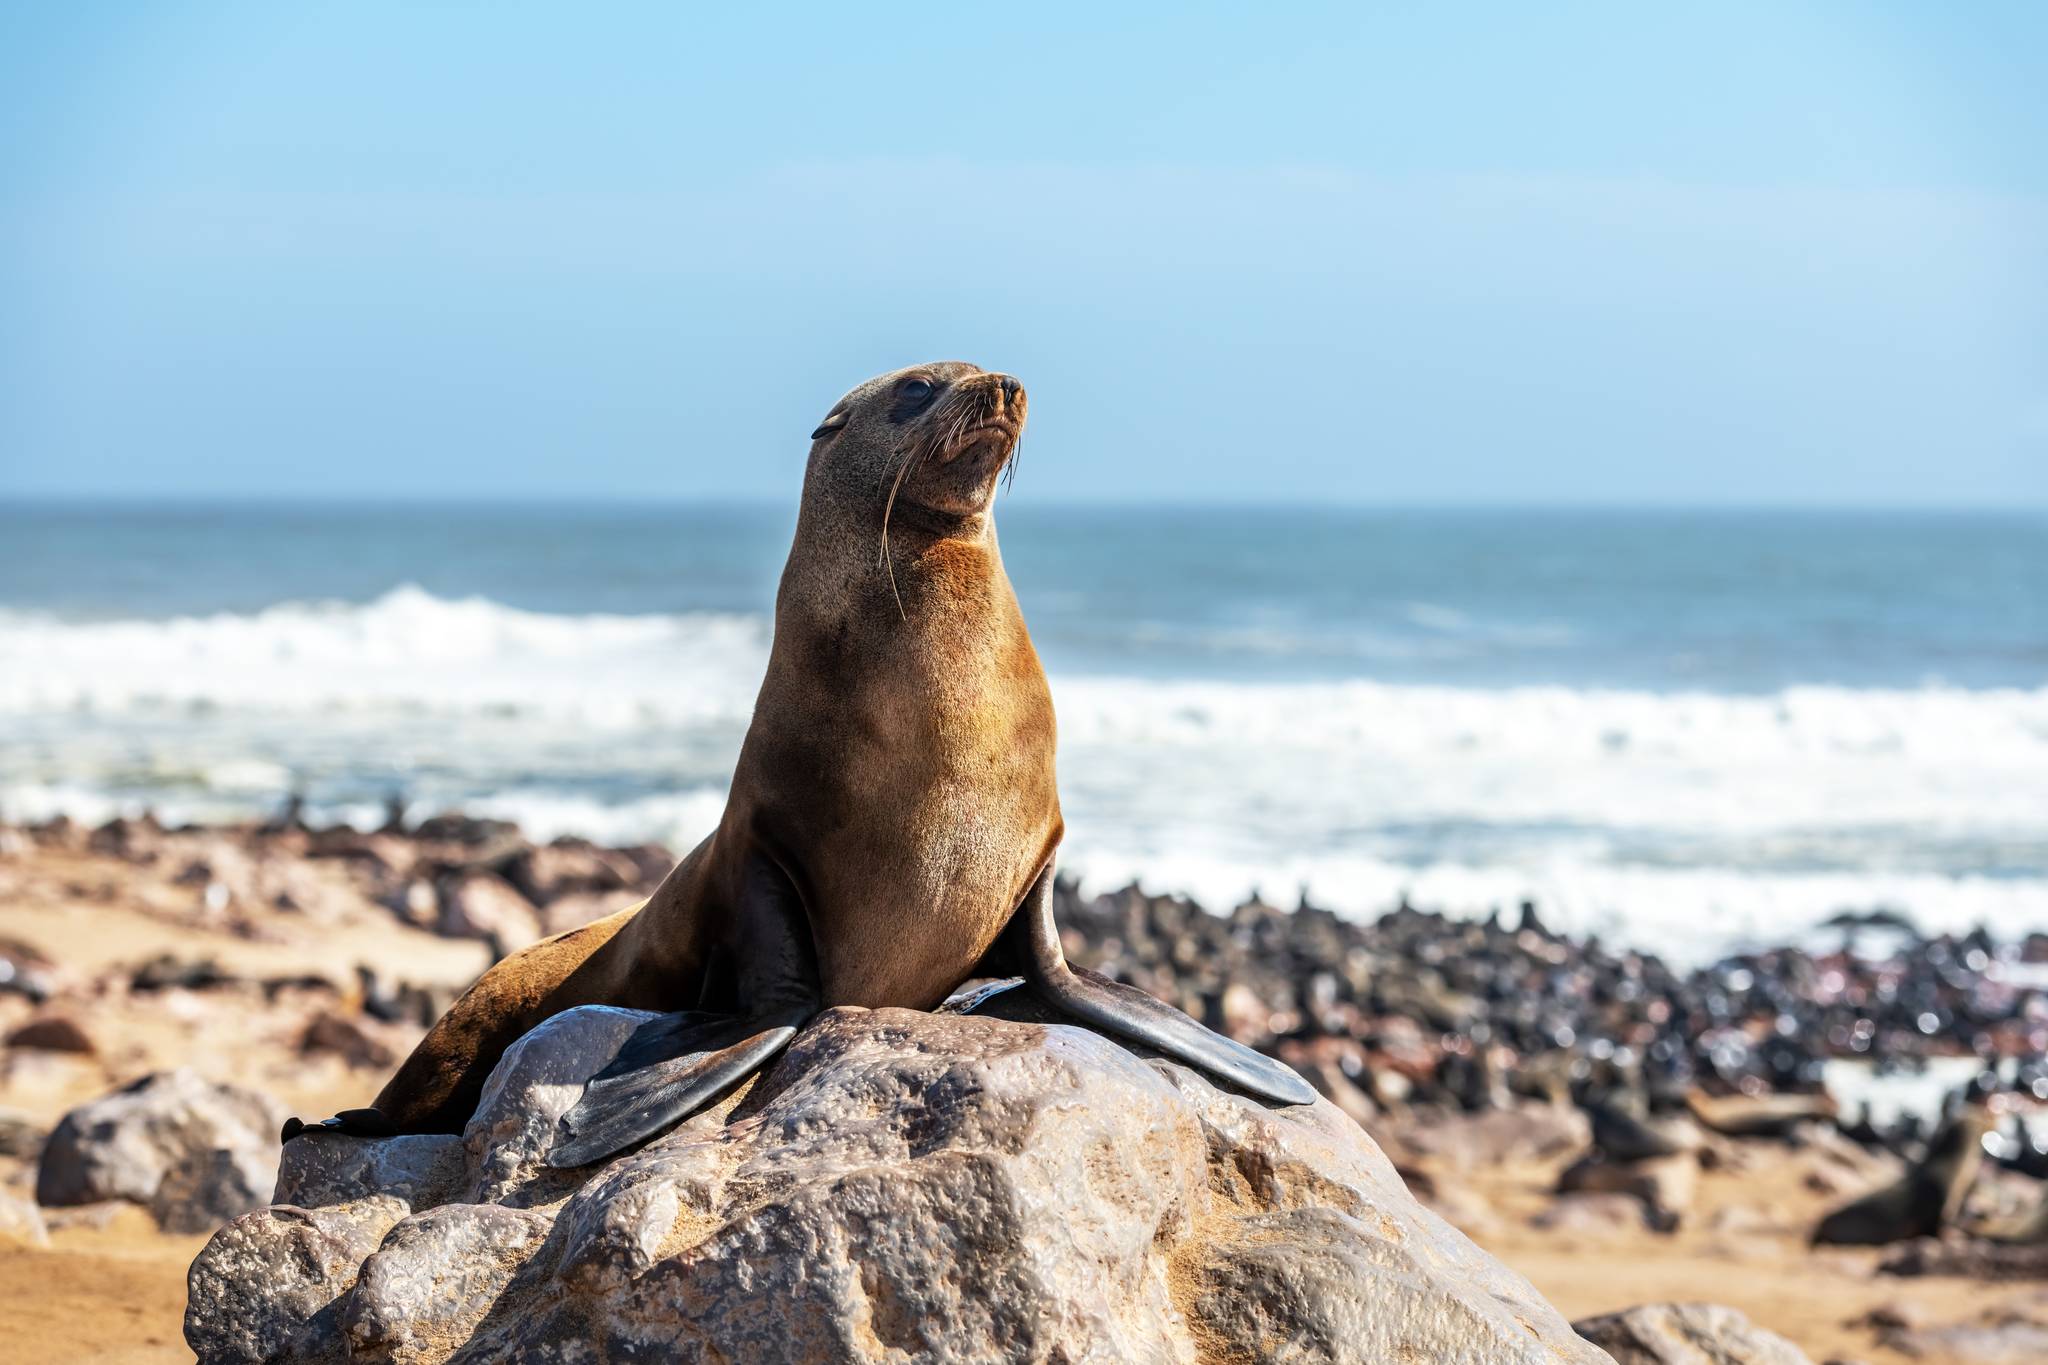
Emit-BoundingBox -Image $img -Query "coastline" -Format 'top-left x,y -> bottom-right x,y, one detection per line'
1,811 -> 2044,1362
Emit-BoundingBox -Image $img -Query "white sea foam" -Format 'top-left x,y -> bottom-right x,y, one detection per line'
4,589 -> 2044,962
0,585 -> 769,722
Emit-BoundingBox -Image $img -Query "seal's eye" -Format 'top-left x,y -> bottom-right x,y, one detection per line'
888,376 -> 941,424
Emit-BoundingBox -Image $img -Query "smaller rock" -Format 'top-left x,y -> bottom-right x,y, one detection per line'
1293,1057 -> 1379,1129
5,1013 -> 98,1054
1843,1302 -> 1926,1334
342,1204 -> 555,1363
1574,1301 -> 1816,1364
0,937 -> 59,1002
153,1148 -> 271,1235
1879,1237 -> 2048,1281
0,1107 -> 45,1158
298,1012 -> 397,1068
1417,1176 -> 1504,1236
184,1199 -> 409,1365
538,890 -> 637,937
1392,1102 -> 1589,1169
40,1200 -> 125,1232
502,839 -> 634,907
381,878 -> 439,930
1873,1310 -> 2048,1363
89,814 -> 165,862
411,813 -> 523,847
131,954 -> 236,992
304,828 -> 413,879
1534,1192 -> 1655,1237
436,872 -> 541,950
25,814 -> 84,850
0,1189 -> 49,1247
1557,1151 -> 1695,1231
1704,1203 -> 1788,1238
36,1068 -> 287,1232
610,843 -> 675,885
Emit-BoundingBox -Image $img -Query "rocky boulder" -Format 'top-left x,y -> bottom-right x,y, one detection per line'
37,1068 -> 287,1234
186,1003 -> 1614,1364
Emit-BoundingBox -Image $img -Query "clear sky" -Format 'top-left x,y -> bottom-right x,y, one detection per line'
2,3 -> 2042,505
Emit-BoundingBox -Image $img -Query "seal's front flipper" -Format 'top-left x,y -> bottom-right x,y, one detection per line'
281,1107 -> 400,1144
546,850 -> 821,1168
999,865 -> 1318,1108
546,1008 -> 806,1167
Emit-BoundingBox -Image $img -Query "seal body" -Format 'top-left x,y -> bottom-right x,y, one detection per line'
292,362 -> 1311,1154
366,362 -> 1055,1132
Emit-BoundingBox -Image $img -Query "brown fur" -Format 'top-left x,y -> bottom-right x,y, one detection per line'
373,363 -> 1059,1131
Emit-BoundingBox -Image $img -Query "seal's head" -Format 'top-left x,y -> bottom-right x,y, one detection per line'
806,361 -> 1027,534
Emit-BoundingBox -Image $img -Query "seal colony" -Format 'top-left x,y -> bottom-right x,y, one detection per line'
284,361 -> 1314,1165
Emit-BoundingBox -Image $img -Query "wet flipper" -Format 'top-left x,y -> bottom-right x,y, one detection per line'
934,976 -> 1027,1015
281,1107 -> 400,1144
546,1008 -> 807,1168
999,865 -> 1317,1107
545,849 -> 821,1168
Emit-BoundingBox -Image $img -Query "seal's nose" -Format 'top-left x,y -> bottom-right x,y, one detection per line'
994,374 -> 1025,419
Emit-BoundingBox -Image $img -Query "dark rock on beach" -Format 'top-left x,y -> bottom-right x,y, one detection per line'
4,1013 -> 97,1054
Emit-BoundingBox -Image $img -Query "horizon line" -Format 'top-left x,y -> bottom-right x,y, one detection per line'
3,493 -> 2044,516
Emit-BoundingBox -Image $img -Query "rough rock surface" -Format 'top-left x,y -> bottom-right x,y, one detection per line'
187,1004 -> 1614,1364
37,1067 -> 288,1233
1572,1302 -> 1814,1364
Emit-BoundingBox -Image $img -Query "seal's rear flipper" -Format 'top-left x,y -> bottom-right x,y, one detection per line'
997,865 -> 1318,1108
546,1008 -> 807,1168
281,1107 -> 400,1144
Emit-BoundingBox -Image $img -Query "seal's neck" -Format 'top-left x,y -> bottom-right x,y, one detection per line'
777,493 -> 1013,636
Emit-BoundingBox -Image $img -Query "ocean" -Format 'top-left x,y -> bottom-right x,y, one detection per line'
3,502 -> 2044,965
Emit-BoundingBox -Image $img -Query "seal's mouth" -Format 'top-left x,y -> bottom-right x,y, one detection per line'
941,417 -> 1021,462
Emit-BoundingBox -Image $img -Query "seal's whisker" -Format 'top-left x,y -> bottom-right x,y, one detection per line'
1002,433 -> 1022,493
877,444 -> 920,622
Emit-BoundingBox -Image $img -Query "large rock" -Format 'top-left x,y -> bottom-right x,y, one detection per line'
186,1004 -> 1613,1364
37,1068 -> 287,1233
1572,1302 -> 1813,1364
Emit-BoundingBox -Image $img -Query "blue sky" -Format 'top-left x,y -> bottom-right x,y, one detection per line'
2,3 -> 2042,504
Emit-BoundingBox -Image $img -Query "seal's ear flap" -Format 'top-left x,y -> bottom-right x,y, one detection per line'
810,408 -> 849,441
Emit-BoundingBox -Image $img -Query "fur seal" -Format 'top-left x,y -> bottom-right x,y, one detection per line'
285,361 -> 1313,1163
1811,1107 -> 1988,1246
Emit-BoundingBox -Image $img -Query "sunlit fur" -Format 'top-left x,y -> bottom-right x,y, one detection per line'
369,363 -> 1060,1131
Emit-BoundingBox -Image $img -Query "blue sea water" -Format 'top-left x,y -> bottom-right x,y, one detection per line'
2,501 -> 2044,962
